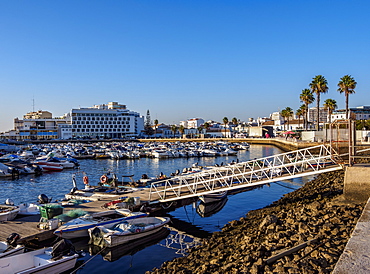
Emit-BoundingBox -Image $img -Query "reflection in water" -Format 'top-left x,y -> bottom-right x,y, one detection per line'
196,198 -> 228,218
158,229 -> 202,256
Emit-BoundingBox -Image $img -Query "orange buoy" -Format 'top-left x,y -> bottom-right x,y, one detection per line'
83,176 -> 89,185
100,175 -> 108,184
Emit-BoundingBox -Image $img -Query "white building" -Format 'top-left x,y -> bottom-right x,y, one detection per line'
180,118 -> 204,129
69,102 -> 144,139
331,106 -> 370,121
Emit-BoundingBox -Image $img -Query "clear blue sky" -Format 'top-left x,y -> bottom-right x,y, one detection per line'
1,0 -> 370,132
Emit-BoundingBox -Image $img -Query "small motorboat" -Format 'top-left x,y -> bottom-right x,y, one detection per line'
0,204 -> 20,221
54,209 -> 148,239
18,203 -> 40,216
0,233 -> 24,259
88,216 -> 170,247
198,190 -> 228,204
33,161 -> 64,172
0,239 -> 78,274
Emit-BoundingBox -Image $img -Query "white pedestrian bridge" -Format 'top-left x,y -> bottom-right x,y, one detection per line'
149,144 -> 348,204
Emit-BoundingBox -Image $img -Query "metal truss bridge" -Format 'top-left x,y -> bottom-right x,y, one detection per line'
149,144 -> 346,204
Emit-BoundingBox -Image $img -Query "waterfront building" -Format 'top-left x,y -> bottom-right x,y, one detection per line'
1,110 -> 69,140
180,118 -> 205,129
331,106 -> 370,121
68,102 -> 144,139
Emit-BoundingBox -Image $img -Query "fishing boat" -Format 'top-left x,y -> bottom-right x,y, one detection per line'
0,239 -> 78,274
0,204 -> 20,221
18,203 -> 40,216
54,209 -> 148,239
88,216 -> 170,247
198,190 -> 228,204
0,236 -> 24,259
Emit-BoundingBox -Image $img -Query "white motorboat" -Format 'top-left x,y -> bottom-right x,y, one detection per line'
18,203 -> 40,216
199,190 -> 228,204
54,209 -> 148,239
89,216 -> 170,247
0,241 -> 24,259
0,204 -> 20,221
0,240 -> 78,274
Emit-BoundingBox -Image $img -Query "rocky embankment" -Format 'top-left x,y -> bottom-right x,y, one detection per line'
149,170 -> 365,274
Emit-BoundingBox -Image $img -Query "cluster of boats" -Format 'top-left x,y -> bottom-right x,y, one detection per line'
0,151 -> 79,179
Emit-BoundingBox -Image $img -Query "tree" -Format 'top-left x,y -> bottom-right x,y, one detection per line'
223,117 -> 229,138
296,108 -> 304,128
309,75 -> 328,131
197,126 -> 203,137
171,125 -> 178,138
154,119 -> 159,137
178,125 -> 185,138
144,110 -> 154,136
300,88 -> 315,130
232,117 -> 238,126
323,99 -> 337,124
281,107 -> 293,130
299,104 -> 307,129
338,75 -> 357,119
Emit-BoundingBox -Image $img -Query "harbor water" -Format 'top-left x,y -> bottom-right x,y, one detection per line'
0,144 -> 314,273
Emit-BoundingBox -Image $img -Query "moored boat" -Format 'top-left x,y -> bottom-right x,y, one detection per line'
54,209 -> 148,239
88,216 -> 170,247
199,190 -> 228,204
0,239 -> 78,274
0,204 -> 20,221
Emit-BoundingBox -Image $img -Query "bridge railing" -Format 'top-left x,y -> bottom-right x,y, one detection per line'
149,144 -> 343,203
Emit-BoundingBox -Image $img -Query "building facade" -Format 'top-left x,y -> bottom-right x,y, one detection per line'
69,102 -> 144,139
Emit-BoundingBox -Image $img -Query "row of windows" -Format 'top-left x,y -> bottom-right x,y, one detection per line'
73,125 -> 130,129
74,113 -> 130,117
73,117 -> 131,121
72,128 -> 130,132
74,121 -> 130,125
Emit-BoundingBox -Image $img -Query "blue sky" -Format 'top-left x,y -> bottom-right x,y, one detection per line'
1,0 -> 370,132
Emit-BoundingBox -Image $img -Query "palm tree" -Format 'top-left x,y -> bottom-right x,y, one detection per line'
296,108 -> 304,129
281,107 -> 293,130
300,88 -> 315,130
338,75 -> 357,119
171,125 -> 178,138
323,99 -> 337,124
154,119 -> 159,138
223,117 -> 229,138
299,104 -> 307,129
197,126 -> 203,137
309,75 -> 328,131
179,125 -> 185,138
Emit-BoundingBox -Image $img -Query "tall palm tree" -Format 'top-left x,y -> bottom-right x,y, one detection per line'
179,125 -> 185,138
282,107 -> 293,130
154,119 -> 159,137
299,104 -> 307,129
171,125 -> 178,138
309,75 -> 328,131
223,117 -> 229,138
337,75 -> 357,119
300,88 -> 315,130
197,126 -> 203,137
323,99 -> 337,124
296,108 -> 303,129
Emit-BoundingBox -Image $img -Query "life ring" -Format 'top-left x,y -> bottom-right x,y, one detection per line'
100,175 -> 108,184
83,176 -> 89,185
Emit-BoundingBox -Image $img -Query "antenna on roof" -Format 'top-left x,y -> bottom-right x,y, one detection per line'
32,96 -> 35,112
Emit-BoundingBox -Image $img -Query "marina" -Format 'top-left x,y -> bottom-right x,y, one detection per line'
0,143 -> 315,273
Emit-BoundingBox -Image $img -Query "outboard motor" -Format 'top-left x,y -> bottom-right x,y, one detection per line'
5,198 -> 14,206
51,239 -> 76,260
6,233 -> 20,247
38,194 -> 50,204
141,174 -> 149,179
